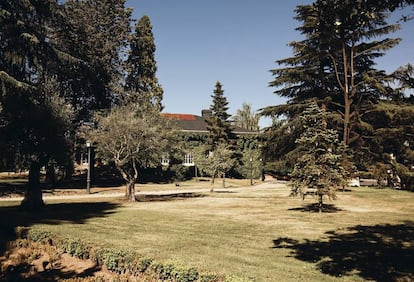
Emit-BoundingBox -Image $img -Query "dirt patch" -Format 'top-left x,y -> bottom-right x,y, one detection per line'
0,240 -> 112,281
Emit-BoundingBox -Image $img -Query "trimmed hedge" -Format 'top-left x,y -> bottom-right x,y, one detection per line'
17,227 -> 252,282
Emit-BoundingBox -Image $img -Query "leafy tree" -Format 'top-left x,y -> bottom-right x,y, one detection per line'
234,138 -> 263,182
92,104 -> 176,201
125,15 -> 163,110
290,102 -> 346,213
262,116 -> 303,175
0,0 -> 75,210
262,0 -> 413,175
57,0 -> 132,122
0,0 -> 135,209
233,103 -> 260,131
240,148 -> 262,184
205,82 -> 235,150
392,64 -> 414,92
194,143 -> 235,190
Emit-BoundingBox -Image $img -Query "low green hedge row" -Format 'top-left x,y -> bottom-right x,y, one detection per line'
17,227 -> 252,282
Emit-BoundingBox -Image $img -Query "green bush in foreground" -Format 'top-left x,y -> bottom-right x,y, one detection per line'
61,238 -> 91,260
152,260 -> 199,281
18,227 -> 252,281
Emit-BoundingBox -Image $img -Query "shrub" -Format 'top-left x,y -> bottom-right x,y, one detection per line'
19,227 -> 246,281
199,273 -> 221,282
25,229 -> 54,244
137,257 -> 153,273
171,265 -> 199,282
93,248 -> 137,275
152,260 -> 199,281
152,261 -> 175,280
93,248 -> 126,273
61,238 -> 91,259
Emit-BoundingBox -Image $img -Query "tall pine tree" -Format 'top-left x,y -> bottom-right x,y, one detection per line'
290,102 -> 346,212
0,0 -> 75,209
206,81 -> 234,151
125,15 -> 163,111
262,0 -> 413,173
58,0 -> 132,121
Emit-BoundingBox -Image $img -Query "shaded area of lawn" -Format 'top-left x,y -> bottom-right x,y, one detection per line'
136,192 -> 206,202
0,201 -> 120,280
288,203 -> 344,213
0,179 -> 27,197
0,166 -> 125,198
273,221 -> 414,282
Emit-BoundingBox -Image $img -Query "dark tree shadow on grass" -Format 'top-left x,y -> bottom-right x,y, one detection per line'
272,221 -> 414,281
0,201 -> 120,280
289,203 -> 343,213
0,180 -> 27,197
136,192 -> 205,202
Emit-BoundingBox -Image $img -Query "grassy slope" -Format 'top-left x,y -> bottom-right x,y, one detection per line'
1,184 -> 414,281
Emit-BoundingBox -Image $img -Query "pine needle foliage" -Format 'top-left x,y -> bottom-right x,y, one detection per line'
290,102 -> 346,212
125,15 -> 163,111
206,82 -> 235,151
262,0 -> 414,178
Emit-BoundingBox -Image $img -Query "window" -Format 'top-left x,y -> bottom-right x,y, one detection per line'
183,154 -> 194,166
161,156 -> 170,166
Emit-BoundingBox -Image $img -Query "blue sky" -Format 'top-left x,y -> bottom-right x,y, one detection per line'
126,1 -> 414,127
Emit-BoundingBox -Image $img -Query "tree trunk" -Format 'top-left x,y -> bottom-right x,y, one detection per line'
210,175 -> 215,192
125,179 -> 137,202
222,172 -> 226,188
115,160 -> 139,202
45,164 -> 56,187
318,194 -> 323,213
343,97 -> 351,146
21,160 -> 44,210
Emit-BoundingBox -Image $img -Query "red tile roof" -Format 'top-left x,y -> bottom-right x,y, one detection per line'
162,113 -> 197,121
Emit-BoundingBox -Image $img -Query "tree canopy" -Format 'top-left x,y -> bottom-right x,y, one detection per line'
290,102 -> 346,212
0,0 -> 76,209
206,81 -> 235,151
262,0 -> 414,184
233,103 -> 260,131
92,105 -> 176,201
0,0 -> 163,207
125,15 -> 163,110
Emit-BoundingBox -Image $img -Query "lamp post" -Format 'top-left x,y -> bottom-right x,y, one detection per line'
260,158 -> 264,182
250,157 -> 253,186
86,141 -> 91,194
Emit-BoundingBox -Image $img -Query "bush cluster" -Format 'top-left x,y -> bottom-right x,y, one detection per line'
152,261 -> 199,282
18,228 -> 252,282
61,238 -> 91,260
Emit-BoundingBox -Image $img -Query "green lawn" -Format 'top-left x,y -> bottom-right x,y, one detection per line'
1,184 -> 413,281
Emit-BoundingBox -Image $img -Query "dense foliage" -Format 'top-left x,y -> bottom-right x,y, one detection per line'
262,0 -> 414,187
0,1 -> 166,206
232,103 -> 260,131
290,102 -> 346,212
206,82 -> 235,151
0,0 -> 76,209
124,15 -> 163,110
91,14 -> 173,201
92,104 -> 176,201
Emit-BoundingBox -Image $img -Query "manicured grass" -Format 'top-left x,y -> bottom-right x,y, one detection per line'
1,184 -> 414,281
